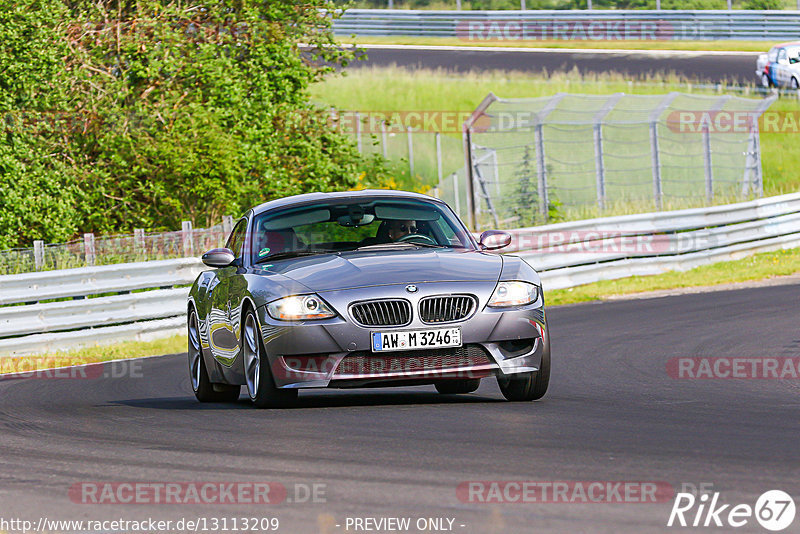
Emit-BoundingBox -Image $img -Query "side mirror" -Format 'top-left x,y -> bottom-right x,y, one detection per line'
479,230 -> 512,251
201,248 -> 236,268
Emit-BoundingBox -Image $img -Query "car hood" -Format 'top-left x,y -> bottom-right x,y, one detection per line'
258,248 -> 503,292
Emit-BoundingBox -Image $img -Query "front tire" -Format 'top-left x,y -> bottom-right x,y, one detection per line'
188,309 -> 240,402
497,327 -> 550,402
792,77 -> 799,90
435,379 -> 480,395
242,309 -> 298,408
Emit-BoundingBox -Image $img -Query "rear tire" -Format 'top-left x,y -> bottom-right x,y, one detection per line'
434,379 -> 480,395
762,73 -> 772,88
497,326 -> 551,402
188,309 -> 240,402
242,308 -> 298,409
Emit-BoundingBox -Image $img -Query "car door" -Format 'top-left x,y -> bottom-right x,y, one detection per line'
208,217 -> 248,366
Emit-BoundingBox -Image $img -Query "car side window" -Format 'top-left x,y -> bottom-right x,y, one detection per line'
769,48 -> 778,62
778,48 -> 788,63
226,219 -> 248,259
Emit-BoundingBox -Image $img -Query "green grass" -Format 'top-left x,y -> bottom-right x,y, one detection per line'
339,36 -> 774,53
0,334 -> 187,373
546,246 -> 800,305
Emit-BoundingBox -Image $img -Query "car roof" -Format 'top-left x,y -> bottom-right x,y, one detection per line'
774,41 -> 800,49
250,189 -> 443,217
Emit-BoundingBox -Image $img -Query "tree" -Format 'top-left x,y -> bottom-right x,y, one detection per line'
0,0 -> 388,247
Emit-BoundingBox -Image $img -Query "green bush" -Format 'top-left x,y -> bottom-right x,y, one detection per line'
0,0 -> 390,249
743,0 -> 781,8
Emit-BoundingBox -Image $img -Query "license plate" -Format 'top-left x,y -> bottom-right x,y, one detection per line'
371,327 -> 462,352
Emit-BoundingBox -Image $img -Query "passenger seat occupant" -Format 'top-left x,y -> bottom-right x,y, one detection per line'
255,228 -> 301,256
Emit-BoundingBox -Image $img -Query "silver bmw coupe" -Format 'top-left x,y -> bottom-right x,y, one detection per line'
187,190 -> 550,407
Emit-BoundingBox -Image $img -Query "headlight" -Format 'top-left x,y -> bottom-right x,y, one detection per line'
487,281 -> 540,308
267,295 -> 336,321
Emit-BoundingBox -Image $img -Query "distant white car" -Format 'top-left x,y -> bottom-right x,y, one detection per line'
756,42 -> 800,89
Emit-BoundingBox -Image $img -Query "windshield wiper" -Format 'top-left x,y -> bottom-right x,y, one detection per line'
355,242 -> 449,251
255,249 -> 337,263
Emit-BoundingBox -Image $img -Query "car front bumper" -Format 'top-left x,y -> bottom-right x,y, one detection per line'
255,281 -> 548,389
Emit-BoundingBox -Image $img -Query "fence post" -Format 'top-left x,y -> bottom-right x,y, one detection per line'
703,95 -> 732,203
593,123 -> 606,212
84,233 -> 95,267
381,120 -> 388,159
650,121 -> 663,210
534,123 -> 548,220
134,229 -> 145,256
462,128 -> 477,230
182,221 -> 193,257
33,240 -> 44,271
591,93 -> 623,214
222,215 -> 234,238
435,132 -> 443,185
355,111 -> 362,153
647,92 -> 679,210
744,95 -> 775,198
452,173 -> 461,219
702,121 -> 714,203
407,126 -> 414,177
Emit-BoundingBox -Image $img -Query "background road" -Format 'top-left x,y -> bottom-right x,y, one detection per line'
1,284 -> 798,533
351,45 -> 760,85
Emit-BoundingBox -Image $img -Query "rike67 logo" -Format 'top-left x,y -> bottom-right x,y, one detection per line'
668,490 -> 796,531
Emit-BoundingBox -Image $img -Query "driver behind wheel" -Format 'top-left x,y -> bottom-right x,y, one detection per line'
387,220 -> 417,241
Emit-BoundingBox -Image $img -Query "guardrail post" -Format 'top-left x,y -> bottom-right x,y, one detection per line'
84,233 -> 95,267
134,229 -> 145,256
33,240 -> 44,271
181,221 -> 193,257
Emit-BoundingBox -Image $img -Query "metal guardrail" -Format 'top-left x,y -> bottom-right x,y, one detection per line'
1,192 -> 799,355
0,258 -> 204,306
334,9 -> 800,41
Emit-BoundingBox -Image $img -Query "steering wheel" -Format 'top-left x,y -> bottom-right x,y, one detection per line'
397,233 -> 437,245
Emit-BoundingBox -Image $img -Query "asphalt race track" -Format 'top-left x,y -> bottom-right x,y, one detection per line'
1,283 -> 799,533
350,45 -> 760,85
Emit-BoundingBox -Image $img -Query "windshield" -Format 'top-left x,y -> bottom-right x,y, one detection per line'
249,197 -> 475,263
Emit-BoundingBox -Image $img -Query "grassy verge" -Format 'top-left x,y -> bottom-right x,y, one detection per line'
546,247 -> 800,306
0,334 -> 187,374
338,36 -> 770,53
